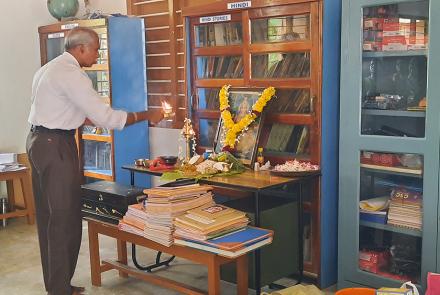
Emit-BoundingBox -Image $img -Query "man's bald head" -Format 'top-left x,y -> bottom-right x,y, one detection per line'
64,27 -> 99,51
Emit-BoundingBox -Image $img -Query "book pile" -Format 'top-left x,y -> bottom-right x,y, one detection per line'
119,184 -> 214,246
174,204 -> 273,257
387,188 -> 423,230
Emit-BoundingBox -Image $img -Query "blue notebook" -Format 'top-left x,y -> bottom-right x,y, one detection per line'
179,226 -> 273,251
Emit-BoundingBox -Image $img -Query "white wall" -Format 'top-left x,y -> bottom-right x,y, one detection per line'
0,1 -> 181,194
0,0 -> 128,154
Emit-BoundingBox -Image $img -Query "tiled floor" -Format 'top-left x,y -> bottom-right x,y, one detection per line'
0,217 -> 335,294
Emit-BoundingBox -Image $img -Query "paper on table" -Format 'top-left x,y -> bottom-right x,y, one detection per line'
0,163 -> 26,172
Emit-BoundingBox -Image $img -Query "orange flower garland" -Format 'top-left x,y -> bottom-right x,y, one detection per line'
219,85 -> 275,150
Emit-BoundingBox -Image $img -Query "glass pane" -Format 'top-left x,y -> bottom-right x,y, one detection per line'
83,141 -> 113,175
251,52 -> 310,78
197,88 -> 220,110
196,56 -> 243,78
251,14 -> 310,43
199,119 -> 219,147
82,125 -> 110,136
361,2 -> 429,137
267,89 -> 310,114
194,22 -> 242,47
86,71 -> 110,97
359,150 -> 423,283
265,124 -> 309,156
46,36 -> 65,62
97,32 -> 108,64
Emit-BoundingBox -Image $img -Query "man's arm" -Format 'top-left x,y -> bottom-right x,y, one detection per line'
84,109 -> 163,127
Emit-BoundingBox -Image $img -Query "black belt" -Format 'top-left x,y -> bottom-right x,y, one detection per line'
31,125 -> 76,136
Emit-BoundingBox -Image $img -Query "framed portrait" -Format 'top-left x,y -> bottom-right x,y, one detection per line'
213,90 -> 264,166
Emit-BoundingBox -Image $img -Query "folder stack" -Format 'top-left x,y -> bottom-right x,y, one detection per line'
119,184 -> 214,246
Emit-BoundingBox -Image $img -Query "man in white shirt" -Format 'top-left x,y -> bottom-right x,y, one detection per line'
26,27 -> 162,295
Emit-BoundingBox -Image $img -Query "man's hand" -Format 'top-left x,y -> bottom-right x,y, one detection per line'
144,109 -> 164,124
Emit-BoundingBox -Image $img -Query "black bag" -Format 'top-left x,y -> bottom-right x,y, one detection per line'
81,181 -> 144,224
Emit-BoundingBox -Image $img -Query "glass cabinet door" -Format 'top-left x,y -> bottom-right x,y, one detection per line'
359,150 -> 423,283
361,1 -> 429,138
339,0 -> 440,291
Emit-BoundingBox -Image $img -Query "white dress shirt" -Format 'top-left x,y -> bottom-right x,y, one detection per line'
28,52 -> 127,130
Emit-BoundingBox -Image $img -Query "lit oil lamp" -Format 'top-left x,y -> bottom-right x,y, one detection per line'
161,100 -> 175,121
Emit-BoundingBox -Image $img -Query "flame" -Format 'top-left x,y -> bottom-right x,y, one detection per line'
161,101 -> 172,112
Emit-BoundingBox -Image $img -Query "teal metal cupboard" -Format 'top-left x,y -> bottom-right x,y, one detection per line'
338,0 -> 440,291
38,16 -> 151,187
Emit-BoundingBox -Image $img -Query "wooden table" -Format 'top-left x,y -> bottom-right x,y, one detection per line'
0,168 -> 35,225
86,218 -> 248,295
123,165 -> 320,294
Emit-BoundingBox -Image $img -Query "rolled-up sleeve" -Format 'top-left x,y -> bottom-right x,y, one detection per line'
59,67 -> 127,130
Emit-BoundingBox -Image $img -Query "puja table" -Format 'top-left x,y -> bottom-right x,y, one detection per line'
86,217 -> 248,295
122,165 -> 320,295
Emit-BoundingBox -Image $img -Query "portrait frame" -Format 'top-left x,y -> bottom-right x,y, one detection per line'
213,89 -> 265,166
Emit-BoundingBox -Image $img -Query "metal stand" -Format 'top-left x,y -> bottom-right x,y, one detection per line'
131,244 -> 175,272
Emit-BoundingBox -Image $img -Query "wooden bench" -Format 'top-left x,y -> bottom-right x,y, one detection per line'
86,218 -> 249,295
0,168 -> 35,225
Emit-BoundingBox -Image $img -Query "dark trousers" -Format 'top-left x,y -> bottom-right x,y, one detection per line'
26,129 -> 82,295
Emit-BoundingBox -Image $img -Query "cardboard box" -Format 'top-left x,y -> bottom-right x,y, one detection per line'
376,287 -> 413,295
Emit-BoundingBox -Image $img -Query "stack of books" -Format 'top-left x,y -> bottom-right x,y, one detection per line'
174,204 -> 249,241
387,188 -> 423,230
119,184 -> 214,246
174,204 -> 273,257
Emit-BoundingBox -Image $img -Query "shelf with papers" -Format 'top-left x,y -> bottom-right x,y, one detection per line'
359,220 -> 422,238
82,134 -> 112,142
360,163 -> 423,178
361,109 -> 425,118
84,170 -> 113,181
83,63 -> 109,71
363,50 -> 428,58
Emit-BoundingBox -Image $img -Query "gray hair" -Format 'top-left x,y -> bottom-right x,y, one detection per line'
64,27 -> 99,51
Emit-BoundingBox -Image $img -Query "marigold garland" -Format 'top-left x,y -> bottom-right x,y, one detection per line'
219,85 -> 275,150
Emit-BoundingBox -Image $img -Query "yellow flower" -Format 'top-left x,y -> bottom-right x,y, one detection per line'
218,85 -> 275,148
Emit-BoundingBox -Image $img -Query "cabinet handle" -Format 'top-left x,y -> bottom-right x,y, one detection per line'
310,95 -> 316,114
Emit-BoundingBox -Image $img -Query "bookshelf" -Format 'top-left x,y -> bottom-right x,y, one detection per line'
38,17 -> 151,186
182,0 -> 341,288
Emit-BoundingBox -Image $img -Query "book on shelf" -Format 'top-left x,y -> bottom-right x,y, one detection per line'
174,235 -> 273,258
265,124 -> 294,152
360,210 -> 387,224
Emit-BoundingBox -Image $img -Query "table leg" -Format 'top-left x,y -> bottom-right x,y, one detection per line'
254,191 -> 261,295
88,221 -> 102,286
236,254 -> 248,295
6,179 -> 15,209
130,171 -> 135,186
20,174 -> 35,225
117,239 -> 128,278
297,182 -> 304,283
207,256 -> 220,295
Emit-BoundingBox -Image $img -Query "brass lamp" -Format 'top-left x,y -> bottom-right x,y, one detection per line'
180,118 -> 196,162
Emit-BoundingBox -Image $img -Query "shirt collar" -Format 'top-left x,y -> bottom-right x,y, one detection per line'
62,51 -> 81,68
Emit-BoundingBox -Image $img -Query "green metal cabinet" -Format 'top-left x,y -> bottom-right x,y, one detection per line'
338,0 -> 440,292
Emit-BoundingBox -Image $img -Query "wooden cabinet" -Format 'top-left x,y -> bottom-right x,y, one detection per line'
339,0 -> 438,291
38,17 -> 151,186
182,0 -> 340,288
